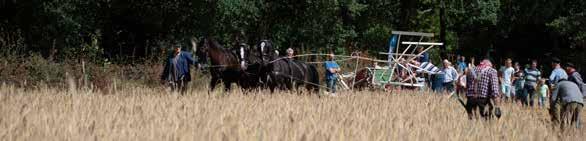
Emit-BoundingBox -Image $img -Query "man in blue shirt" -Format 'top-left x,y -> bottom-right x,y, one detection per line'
161,46 -> 199,94
457,56 -> 467,73
549,58 -> 568,86
325,54 -> 341,95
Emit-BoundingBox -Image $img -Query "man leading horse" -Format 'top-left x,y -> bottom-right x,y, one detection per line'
161,44 -> 200,95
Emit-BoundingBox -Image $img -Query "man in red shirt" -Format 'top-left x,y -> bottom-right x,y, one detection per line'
465,59 -> 501,119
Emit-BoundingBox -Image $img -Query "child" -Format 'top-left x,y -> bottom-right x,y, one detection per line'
537,79 -> 549,108
456,69 -> 468,97
513,62 -> 525,105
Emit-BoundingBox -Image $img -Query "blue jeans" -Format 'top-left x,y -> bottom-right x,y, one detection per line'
539,96 -> 547,107
327,79 -> 337,93
432,75 -> 445,93
502,84 -> 512,99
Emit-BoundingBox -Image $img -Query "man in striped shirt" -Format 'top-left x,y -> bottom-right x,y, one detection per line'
524,60 -> 542,107
465,59 -> 501,119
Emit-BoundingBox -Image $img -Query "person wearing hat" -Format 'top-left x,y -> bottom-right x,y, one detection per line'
547,59 -> 569,122
161,45 -> 199,95
442,59 -> 459,94
565,62 -> 585,96
549,57 -> 568,86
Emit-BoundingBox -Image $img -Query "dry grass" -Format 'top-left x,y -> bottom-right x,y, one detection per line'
1,83 -> 585,141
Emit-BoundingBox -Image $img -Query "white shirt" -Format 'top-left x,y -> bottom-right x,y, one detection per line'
443,66 -> 458,83
503,67 -> 515,85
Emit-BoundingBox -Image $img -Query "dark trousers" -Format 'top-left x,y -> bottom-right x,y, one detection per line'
170,80 -> 189,95
465,97 -> 491,120
443,82 -> 455,93
523,86 -> 536,106
516,88 -> 527,105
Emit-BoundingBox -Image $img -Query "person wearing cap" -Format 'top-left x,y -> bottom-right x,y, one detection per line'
442,59 -> 459,94
161,45 -> 199,95
549,57 -> 568,86
565,62 -> 585,96
549,78 -> 583,128
548,59 -> 568,124
324,54 -> 341,95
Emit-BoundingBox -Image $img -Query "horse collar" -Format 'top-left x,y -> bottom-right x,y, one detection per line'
260,42 -> 266,53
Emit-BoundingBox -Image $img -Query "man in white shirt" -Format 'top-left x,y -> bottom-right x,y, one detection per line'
501,58 -> 515,102
442,59 -> 459,93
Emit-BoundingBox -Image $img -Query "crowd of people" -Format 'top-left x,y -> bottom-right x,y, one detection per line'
159,43 -> 585,128
430,55 -> 585,127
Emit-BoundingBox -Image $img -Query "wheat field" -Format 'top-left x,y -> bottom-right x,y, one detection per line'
1,83 -> 585,141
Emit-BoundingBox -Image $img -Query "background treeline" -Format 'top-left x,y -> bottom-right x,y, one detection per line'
0,0 -> 584,89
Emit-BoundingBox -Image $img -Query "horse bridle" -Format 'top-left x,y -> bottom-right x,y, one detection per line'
239,43 -> 247,70
260,41 -> 267,62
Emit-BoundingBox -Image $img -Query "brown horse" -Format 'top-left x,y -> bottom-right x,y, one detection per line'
195,37 -> 246,93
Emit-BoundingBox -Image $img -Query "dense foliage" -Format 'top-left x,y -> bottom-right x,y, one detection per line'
0,0 -> 584,66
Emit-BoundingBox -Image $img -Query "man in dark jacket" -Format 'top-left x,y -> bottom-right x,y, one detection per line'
161,46 -> 199,94
565,62 -> 585,97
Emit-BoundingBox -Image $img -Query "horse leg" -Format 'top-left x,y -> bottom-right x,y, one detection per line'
237,80 -> 249,95
269,84 -> 276,93
223,81 -> 231,94
209,77 -> 220,95
285,78 -> 293,90
295,82 -> 305,95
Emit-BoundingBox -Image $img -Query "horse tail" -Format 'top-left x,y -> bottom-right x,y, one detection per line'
308,64 -> 320,92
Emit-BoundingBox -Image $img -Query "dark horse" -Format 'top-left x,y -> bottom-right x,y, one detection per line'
246,40 -> 320,93
195,37 -> 247,92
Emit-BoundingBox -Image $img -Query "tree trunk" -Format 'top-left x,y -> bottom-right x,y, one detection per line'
439,0 -> 447,59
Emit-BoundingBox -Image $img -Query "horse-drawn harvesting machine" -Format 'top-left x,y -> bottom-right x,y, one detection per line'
334,31 -> 444,92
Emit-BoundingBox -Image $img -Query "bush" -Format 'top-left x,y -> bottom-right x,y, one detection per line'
0,53 -> 169,92
24,54 -> 66,87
